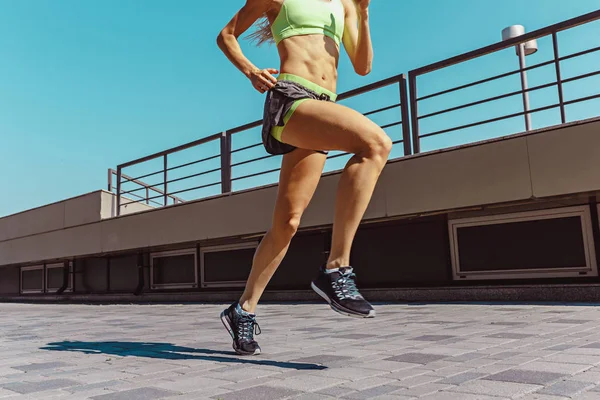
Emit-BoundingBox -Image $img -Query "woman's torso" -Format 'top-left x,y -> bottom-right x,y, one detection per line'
266,0 -> 347,93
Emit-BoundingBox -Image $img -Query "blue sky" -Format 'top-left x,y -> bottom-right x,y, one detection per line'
1,0 -> 599,216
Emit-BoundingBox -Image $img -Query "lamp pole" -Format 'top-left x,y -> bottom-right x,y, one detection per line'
502,25 -> 538,131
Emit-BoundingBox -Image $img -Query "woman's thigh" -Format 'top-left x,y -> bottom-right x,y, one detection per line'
280,100 -> 388,154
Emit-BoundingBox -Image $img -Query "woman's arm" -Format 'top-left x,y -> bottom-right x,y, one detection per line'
342,0 -> 373,76
217,0 -> 278,93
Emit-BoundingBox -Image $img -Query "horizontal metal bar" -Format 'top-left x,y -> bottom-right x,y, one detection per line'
121,169 -> 163,183
363,103 -> 401,117
559,45 -> 600,62
228,120 -> 262,135
419,81 -> 558,120
418,60 -> 555,102
163,167 -> 222,186
165,153 -> 221,173
337,74 -> 404,100
421,103 -> 561,138
231,142 -> 262,154
563,92 -> 600,106
327,152 -> 350,160
380,121 -> 403,130
410,10 -> 600,76
231,153 -> 276,168
165,181 -> 222,197
118,132 -> 222,169
231,168 -> 281,182
562,69 -> 600,85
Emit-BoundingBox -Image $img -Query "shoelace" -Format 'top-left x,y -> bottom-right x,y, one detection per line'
237,314 -> 261,342
332,272 -> 363,300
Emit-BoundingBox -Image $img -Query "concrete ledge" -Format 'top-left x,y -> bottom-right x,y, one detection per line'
4,283 -> 600,304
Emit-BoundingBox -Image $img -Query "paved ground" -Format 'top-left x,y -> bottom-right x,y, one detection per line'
3,303 -> 600,399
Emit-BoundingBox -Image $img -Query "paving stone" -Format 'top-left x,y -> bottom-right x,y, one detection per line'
317,385 -> 356,397
552,319 -> 592,324
537,380 -> 594,397
449,379 -> 541,397
486,333 -> 536,339
485,369 -> 566,385
268,374 -> 348,391
571,370 -> 600,383
342,385 -> 402,399
400,383 -> 453,397
385,353 -> 447,365
519,361 -> 591,374
67,380 -> 123,393
292,394 -> 339,400
12,362 -> 71,372
214,385 -> 301,400
409,335 -> 456,342
338,334 -> 374,340
292,355 -> 354,365
90,387 -> 179,400
420,392 -> 510,400
544,353 -> 600,365
2,379 -> 81,394
439,372 -> 487,385
341,377 -> 400,391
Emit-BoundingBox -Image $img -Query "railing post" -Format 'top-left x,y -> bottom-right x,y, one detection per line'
408,72 -> 421,154
107,169 -> 113,192
398,74 -> 412,156
552,32 -> 567,124
116,166 -> 122,216
220,131 -> 232,193
163,154 -> 168,206
145,187 -> 150,204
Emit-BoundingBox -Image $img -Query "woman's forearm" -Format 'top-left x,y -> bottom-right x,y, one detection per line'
217,32 -> 258,78
354,9 -> 373,75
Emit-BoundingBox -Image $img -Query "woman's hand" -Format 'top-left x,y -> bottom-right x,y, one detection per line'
249,68 -> 279,94
354,0 -> 370,12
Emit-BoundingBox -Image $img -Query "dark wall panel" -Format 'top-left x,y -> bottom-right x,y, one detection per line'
204,248 -> 254,283
76,258 -> 108,293
110,255 -> 138,292
0,267 -> 20,294
269,232 -> 328,289
457,217 -> 586,272
351,219 -> 451,287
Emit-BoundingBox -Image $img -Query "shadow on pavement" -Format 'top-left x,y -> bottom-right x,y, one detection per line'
41,341 -> 327,370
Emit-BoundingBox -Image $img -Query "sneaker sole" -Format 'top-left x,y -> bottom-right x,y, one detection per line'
219,310 -> 261,356
310,282 -> 376,319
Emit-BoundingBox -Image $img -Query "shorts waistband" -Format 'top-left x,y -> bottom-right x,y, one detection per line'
277,73 -> 337,101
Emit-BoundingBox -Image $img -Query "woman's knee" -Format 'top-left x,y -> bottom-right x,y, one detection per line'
272,213 -> 301,241
359,128 -> 393,164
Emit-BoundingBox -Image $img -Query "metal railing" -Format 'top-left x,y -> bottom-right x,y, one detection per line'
408,9 -> 600,153
110,10 -> 600,215
108,169 -> 185,207
112,74 -> 410,215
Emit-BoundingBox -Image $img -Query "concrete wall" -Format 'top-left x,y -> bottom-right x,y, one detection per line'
0,191 -> 153,246
1,119 -> 599,267
0,191 -> 103,242
100,192 -> 154,219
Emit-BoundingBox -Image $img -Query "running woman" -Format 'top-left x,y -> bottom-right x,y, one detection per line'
217,0 -> 391,355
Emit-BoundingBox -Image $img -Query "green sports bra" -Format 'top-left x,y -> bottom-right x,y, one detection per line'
271,0 -> 346,46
